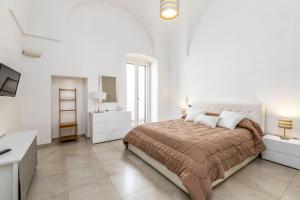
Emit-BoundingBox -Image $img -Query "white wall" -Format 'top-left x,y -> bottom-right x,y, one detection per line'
170,0 -> 300,138
51,76 -> 88,139
20,3 -> 154,144
10,0 -> 32,30
0,0 -> 23,133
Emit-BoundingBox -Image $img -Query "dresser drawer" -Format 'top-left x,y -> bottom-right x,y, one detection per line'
263,137 -> 300,158
93,121 -> 131,133
92,129 -> 129,144
262,150 -> 300,170
89,111 -> 132,143
93,111 -> 131,123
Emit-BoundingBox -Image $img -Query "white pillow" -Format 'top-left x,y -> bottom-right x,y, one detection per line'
218,111 -> 245,129
184,109 -> 205,122
194,114 -> 220,128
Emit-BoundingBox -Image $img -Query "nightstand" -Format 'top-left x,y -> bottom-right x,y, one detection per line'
262,135 -> 300,170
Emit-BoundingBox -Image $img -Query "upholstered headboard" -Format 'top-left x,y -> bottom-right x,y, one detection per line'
191,103 -> 266,133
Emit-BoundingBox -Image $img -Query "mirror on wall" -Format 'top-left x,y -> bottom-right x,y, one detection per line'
100,76 -> 118,103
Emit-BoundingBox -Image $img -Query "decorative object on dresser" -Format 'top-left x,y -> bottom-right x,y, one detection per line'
278,119 -> 293,140
59,88 -> 78,142
0,131 -> 37,200
262,135 -> 300,170
91,91 -> 107,113
89,111 -> 132,144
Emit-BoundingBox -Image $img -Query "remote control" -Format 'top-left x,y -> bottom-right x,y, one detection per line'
0,148 -> 11,156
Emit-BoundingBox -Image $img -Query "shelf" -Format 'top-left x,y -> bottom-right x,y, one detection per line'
60,122 -> 77,128
59,89 -> 76,91
59,88 -> 77,143
59,135 -> 78,142
60,99 -> 76,101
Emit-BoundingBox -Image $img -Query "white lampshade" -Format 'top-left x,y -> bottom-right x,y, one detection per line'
91,91 -> 107,101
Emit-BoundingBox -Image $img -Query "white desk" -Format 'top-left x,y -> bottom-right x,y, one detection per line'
0,131 -> 37,200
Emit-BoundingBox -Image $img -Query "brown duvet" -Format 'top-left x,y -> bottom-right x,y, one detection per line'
123,118 -> 266,200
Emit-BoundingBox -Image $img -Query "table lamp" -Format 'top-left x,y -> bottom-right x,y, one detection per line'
278,119 -> 293,140
91,91 -> 107,113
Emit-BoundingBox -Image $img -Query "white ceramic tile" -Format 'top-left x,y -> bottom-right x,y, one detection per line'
110,169 -> 154,198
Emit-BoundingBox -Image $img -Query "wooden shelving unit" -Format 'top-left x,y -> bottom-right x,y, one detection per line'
59,88 -> 78,142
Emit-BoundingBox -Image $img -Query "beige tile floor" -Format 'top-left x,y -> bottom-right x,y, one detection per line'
27,138 -> 300,200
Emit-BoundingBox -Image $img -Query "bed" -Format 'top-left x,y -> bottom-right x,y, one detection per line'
123,104 -> 266,200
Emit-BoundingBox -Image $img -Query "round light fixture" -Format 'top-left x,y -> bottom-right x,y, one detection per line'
160,0 -> 179,20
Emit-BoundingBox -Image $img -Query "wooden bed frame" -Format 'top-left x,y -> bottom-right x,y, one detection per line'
127,103 -> 265,193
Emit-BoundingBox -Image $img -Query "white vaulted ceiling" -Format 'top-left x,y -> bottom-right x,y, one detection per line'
18,0 -> 157,41
11,0 -> 211,52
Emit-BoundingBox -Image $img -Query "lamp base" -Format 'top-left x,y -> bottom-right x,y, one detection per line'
280,136 -> 290,140
94,110 -> 104,113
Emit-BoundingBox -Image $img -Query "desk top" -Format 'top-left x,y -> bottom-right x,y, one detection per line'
0,131 -> 37,165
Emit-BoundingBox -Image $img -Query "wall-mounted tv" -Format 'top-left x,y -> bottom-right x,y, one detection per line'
0,63 -> 21,97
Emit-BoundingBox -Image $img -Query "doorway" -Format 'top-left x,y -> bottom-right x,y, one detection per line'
127,63 -> 150,125
51,76 -> 88,140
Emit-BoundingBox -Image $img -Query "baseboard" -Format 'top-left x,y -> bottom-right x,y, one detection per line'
38,135 -> 89,149
37,143 -> 53,149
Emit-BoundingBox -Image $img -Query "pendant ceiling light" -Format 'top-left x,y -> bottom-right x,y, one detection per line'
160,0 -> 180,20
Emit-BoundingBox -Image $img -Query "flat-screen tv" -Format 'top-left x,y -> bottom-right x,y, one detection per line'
0,63 -> 21,97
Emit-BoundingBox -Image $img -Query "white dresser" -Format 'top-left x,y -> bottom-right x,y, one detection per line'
89,111 -> 132,144
262,135 -> 300,170
0,131 -> 37,200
